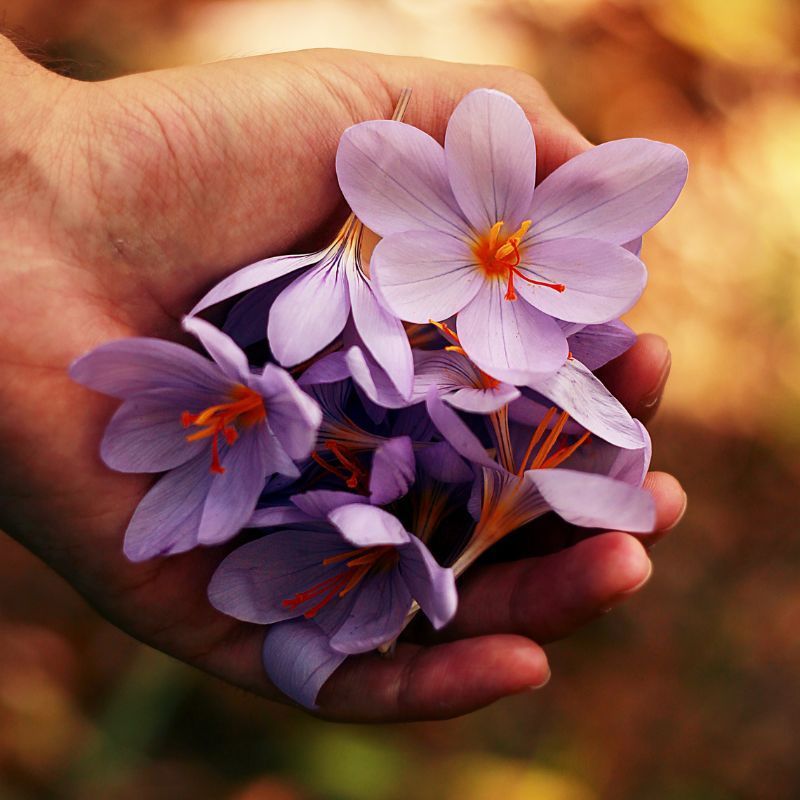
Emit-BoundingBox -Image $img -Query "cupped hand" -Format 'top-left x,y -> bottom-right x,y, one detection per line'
0,40 -> 685,721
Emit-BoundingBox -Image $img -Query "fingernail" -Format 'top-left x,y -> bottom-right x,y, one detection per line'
607,558 -> 654,608
642,350 -> 672,409
663,491 -> 688,532
527,668 -> 551,691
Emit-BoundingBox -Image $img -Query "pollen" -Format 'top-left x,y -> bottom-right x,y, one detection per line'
181,384 -> 265,474
472,220 -> 566,301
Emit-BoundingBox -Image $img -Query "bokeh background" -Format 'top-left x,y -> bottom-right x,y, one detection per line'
2,1 -> 800,798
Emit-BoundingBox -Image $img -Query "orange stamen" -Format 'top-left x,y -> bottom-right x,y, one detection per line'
472,220 -> 565,301
284,546 -> 398,618
181,384 -> 265,474
312,440 -> 369,490
517,405 -> 557,477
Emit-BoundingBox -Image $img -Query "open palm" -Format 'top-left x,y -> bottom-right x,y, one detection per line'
0,42 -> 685,721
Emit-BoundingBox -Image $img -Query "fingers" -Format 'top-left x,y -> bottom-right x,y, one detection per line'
598,332 -> 672,422
432,471 -> 686,644
316,634 -> 549,722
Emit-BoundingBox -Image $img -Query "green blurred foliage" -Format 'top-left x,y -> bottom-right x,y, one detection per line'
1,1 -> 799,799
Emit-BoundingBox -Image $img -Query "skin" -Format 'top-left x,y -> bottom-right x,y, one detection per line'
0,37 -> 686,722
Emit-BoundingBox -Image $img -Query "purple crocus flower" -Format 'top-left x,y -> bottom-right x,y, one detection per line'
209,497 -> 457,708
336,88 -> 688,383
188,92 -> 416,399
69,317 -> 322,561
425,389 -> 655,575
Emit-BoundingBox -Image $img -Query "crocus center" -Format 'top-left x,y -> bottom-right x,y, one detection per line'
282,546 -> 399,618
472,220 -> 566,301
181,384 -> 265,474
311,440 -> 369,491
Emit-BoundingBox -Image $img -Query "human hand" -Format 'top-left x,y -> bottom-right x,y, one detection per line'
0,38 -> 685,721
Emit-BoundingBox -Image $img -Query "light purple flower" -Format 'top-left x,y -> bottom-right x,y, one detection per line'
209,500 -> 457,707
336,88 -> 687,383
425,389 -> 655,575
188,215 -> 413,399
69,317 -> 322,560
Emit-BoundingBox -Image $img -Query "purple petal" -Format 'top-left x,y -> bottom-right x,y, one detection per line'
247,504 -> 313,527
123,455 -> 213,562
255,364 -> 322,460
412,350 -> 519,413
444,88 -> 536,233
261,424 -> 301,479
425,388 -> 497,471
263,619 -> 347,710
348,268 -> 414,398
327,571 -> 412,654
345,346 -> 409,410
398,537 -> 457,629
291,490 -> 368,519
528,358 -> 646,449
197,425 -> 267,545
530,138 -> 688,244
328,504 -> 410,547
457,282 -> 568,383
297,350 -> 351,386
209,529 -> 353,622
369,436 -> 416,505
517,239 -> 646,324
416,441 -> 474,484
525,468 -> 656,533
371,231 -> 484,323
69,338 -> 228,399
101,390 -> 207,473
222,277 -> 295,349
189,251 -> 323,316
182,316 -> 251,383
567,319 -> 636,370
336,120 -> 470,238
623,237 -> 643,257
267,262 -> 350,367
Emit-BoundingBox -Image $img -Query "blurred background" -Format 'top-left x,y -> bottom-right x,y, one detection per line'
2,0 -> 799,798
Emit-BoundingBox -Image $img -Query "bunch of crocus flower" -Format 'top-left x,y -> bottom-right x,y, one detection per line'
70,87 -> 687,709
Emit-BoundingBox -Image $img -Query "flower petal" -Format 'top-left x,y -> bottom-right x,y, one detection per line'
530,138 -> 688,244
328,504 -> 411,547
247,504 -> 313,527
525,468 -> 656,532
267,262 -> 350,367
70,338 -> 227,399
101,390 -> 208,473
123,455 -> 213,561
222,277 -> 295,349
345,346 -> 409,410
398,537 -> 458,629
182,316 -> 251,383
297,350 -> 351,386
369,436 -> 416,505
567,319 -> 636,370
528,357 -> 646,449
371,231 -> 484,323
425,388 -> 498,471
208,528 -> 346,623
263,620 -> 347,710
189,251 -> 324,316
348,268 -> 414,399
416,441 -> 474,483
327,572 -> 412,654
197,425 -> 267,545
255,363 -> 323,460
291,490 -> 369,519
516,238 -> 646,324
336,120 -> 470,238
457,282 -> 568,383
444,88 -> 536,233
